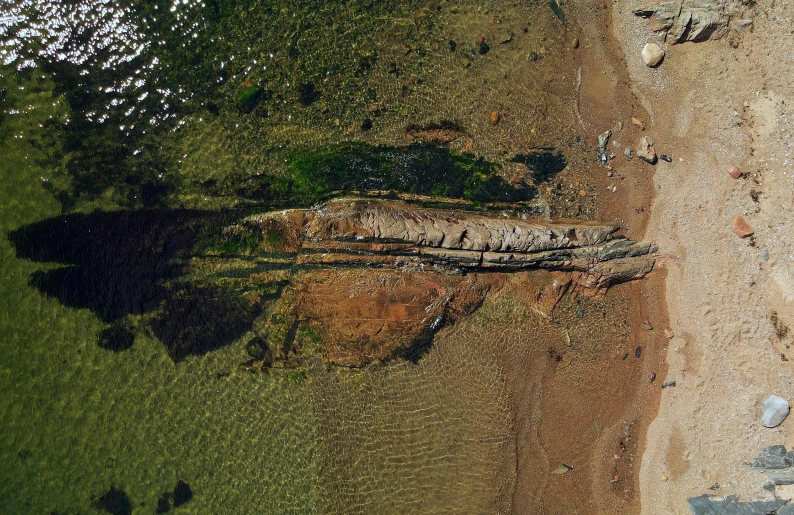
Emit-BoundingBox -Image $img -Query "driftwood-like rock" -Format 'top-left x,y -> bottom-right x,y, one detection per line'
633,0 -> 753,44
246,199 -> 656,288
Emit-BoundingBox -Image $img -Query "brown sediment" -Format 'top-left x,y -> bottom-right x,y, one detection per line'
505,0 -> 669,512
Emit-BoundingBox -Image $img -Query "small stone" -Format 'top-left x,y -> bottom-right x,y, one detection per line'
642,42 -> 665,67
597,130 -> 611,155
643,320 -> 653,330
635,346 -> 642,358
650,372 -> 657,383
631,117 -> 645,130
661,381 -> 676,388
762,250 -> 769,261
660,154 -> 672,162
761,395 -> 790,428
636,136 -> 657,164
624,147 -> 633,159
571,37 -> 579,49
552,463 -> 574,474
726,164 -> 742,179
499,31 -> 513,44
578,190 -> 587,197
731,215 -> 754,237
490,111 -> 500,125
664,328 -> 674,339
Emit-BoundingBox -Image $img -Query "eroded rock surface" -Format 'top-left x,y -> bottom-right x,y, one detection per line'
237,199 -> 656,287
225,199 -> 657,368
633,0 -> 754,44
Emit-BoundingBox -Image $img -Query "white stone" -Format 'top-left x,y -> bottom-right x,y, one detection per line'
642,43 -> 665,67
761,395 -> 790,428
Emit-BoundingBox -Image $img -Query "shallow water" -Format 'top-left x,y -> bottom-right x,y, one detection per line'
0,1 -> 624,513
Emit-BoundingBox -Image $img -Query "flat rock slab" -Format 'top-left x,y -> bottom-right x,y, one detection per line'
753,445 -> 794,485
634,0 -> 753,44
687,494 -> 788,515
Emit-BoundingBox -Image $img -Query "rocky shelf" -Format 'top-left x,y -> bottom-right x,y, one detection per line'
215,199 -> 658,368
233,198 -> 657,289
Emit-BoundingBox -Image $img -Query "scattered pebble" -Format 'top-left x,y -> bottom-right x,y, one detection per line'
762,250 -> 769,261
490,111 -> 500,125
664,328 -> 674,339
726,163 -> 742,179
650,372 -> 657,383
631,117 -> 645,130
661,381 -> 676,388
731,215 -> 754,237
553,463 -> 574,474
635,346 -> 642,358
643,320 -> 653,330
622,352 -> 629,360
499,31 -> 513,44
597,130 -> 612,155
578,190 -> 587,197
624,147 -> 633,159
571,37 -> 579,49
636,136 -> 657,164
761,395 -> 790,428
642,42 -> 665,67
660,154 -> 672,162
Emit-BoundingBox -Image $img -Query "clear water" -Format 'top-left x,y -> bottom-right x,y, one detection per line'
0,0 -> 598,512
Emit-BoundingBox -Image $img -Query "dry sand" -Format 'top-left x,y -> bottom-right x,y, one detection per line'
607,0 -> 794,512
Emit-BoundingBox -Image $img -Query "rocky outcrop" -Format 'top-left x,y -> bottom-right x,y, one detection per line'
633,0 -> 754,44
226,199 -> 657,368
238,199 -> 656,287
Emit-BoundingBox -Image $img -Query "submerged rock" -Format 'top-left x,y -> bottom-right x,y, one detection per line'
92,486 -> 132,515
226,199 -> 657,368
761,395 -> 790,428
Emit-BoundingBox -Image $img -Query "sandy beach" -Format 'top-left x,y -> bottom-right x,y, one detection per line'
605,0 -> 794,511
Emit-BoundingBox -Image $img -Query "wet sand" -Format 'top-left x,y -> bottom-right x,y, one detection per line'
495,1 -> 671,511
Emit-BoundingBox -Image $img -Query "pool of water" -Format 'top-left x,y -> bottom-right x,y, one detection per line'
0,1 -> 616,512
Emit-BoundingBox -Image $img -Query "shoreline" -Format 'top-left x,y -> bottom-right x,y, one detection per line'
607,0 -> 794,512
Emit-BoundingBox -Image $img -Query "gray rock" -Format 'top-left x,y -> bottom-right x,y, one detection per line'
625,147 -> 633,159
642,42 -> 665,66
752,445 -> 794,485
633,0 -> 754,45
687,494 -> 787,515
761,395 -> 790,428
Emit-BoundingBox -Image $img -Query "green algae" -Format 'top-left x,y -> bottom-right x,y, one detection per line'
232,142 -> 537,206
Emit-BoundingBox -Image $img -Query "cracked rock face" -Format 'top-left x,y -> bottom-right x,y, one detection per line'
633,0 -> 754,44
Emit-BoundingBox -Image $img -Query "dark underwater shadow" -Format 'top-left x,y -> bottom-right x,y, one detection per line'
509,150 -> 567,182
8,210 -> 264,361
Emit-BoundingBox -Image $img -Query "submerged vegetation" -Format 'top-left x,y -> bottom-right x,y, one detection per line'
234,142 -> 538,205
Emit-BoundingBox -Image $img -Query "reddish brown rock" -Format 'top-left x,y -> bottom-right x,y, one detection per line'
636,136 -> 657,164
490,110 -> 500,125
731,215 -> 754,237
726,164 -> 742,179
